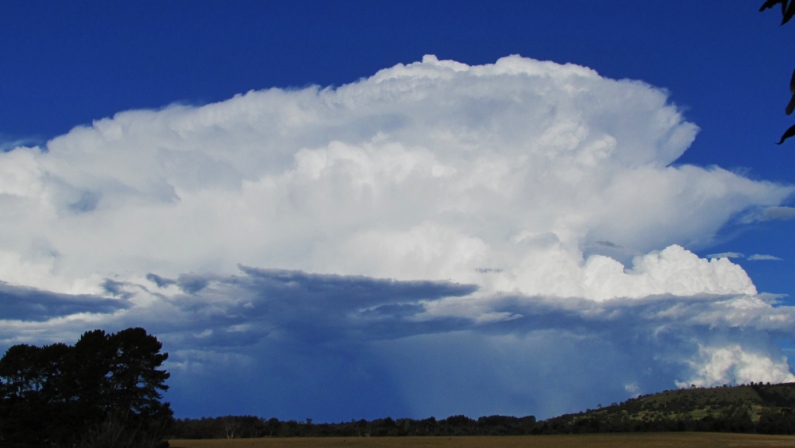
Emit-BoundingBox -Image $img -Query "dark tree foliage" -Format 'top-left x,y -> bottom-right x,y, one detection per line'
0,327 -> 172,448
533,382 -> 795,436
168,414 -> 539,439
760,1 -> 795,144
168,383 -> 795,439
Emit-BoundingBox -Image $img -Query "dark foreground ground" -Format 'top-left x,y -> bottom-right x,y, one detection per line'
170,433 -> 795,448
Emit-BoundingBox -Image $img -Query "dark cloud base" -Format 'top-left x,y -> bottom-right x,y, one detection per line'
2,267 -> 793,421
0,281 -> 127,322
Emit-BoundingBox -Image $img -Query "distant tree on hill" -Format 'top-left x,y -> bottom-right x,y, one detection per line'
0,327 -> 172,448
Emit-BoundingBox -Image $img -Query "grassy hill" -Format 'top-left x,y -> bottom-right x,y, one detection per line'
536,382 -> 795,434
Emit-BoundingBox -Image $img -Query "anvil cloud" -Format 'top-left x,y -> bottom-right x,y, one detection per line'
1,55 -> 793,420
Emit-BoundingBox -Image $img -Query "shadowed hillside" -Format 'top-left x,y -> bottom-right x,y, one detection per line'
536,382 -> 795,434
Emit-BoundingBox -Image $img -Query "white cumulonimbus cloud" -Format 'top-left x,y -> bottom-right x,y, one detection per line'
0,55 -> 794,419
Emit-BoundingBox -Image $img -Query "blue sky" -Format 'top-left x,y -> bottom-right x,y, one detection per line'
2,1 -> 795,422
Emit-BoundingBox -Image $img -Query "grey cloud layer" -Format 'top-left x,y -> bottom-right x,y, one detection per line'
0,281 -> 127,322
115,268 -> 795,418
0,262 -> 793,419
153,267 -> 478,345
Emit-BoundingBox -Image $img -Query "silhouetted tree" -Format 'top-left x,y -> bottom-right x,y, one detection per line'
0,327 -> 172,448
760,1 -> 795,144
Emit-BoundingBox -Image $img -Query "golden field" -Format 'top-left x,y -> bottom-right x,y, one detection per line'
170,433 -> 795,448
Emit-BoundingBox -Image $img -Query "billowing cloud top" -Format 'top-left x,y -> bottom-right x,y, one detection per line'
1,55 -> 785,298
1,55 -> 793,420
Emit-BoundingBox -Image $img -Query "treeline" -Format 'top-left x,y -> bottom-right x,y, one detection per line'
169,415 -> 537,438
168,410 -> 795,439
169,382 -> 795,439
169,410 -> 795,439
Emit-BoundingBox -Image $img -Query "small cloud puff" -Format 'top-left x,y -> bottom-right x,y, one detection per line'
748,254 -> 783,261
707,252 -> 744,259
762,206 -> 795,221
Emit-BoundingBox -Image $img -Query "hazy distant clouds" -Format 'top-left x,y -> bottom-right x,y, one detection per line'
748,254 -> 784,261
707,252 -> 783,262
